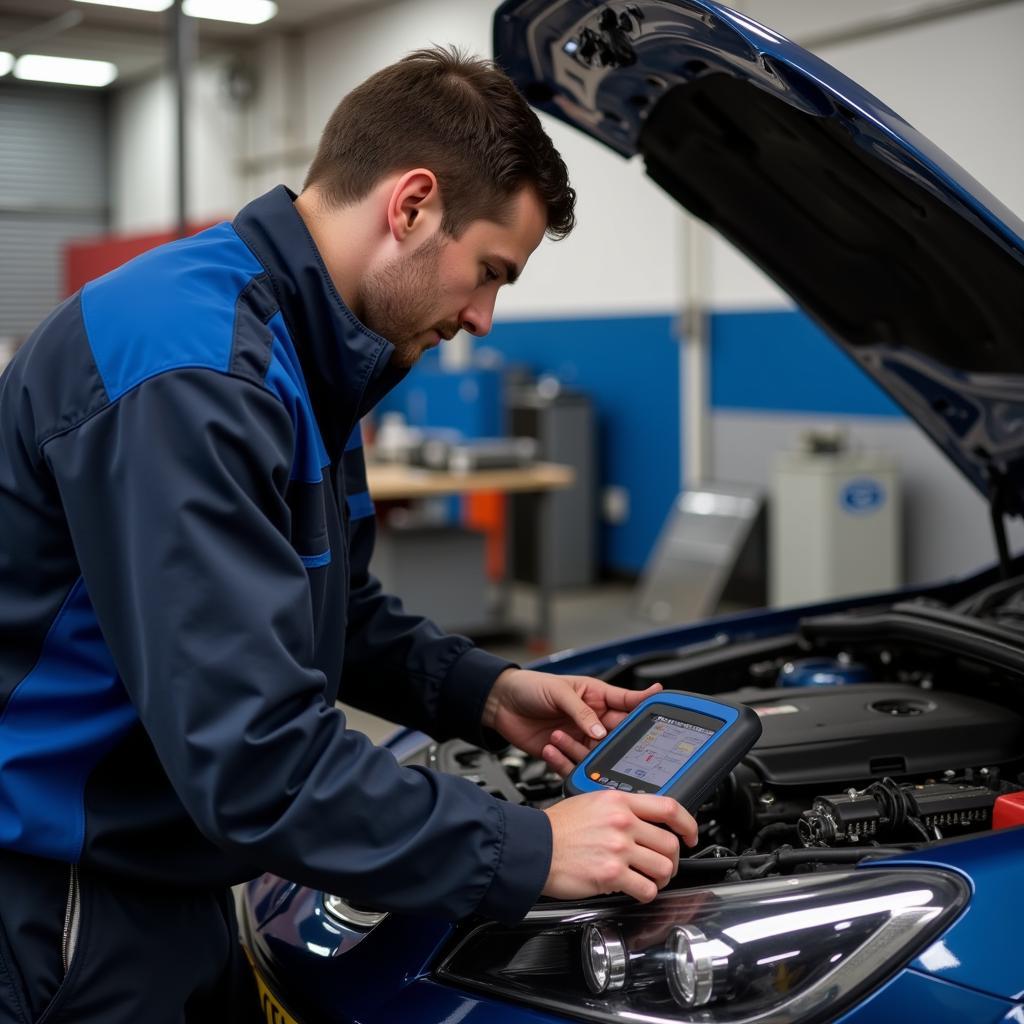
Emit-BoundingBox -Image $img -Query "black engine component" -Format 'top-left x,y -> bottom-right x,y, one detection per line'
799,778 -> 997,846
426,740 -> 565,807
708,682 -> 1024,848
724,683 -> 1024,787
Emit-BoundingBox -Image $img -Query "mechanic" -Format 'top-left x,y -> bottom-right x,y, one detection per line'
0,47 -> 697,1023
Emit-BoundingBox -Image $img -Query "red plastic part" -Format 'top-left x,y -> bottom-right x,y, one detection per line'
993,792 -> 1024,830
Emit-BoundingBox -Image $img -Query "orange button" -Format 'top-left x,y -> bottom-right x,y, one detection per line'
590,772 -> 601,781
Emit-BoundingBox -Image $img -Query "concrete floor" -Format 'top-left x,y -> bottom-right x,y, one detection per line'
340,580 -> 650,744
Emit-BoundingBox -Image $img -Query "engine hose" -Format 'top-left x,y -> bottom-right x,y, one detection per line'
680,844 -> 919,878
749,822 -> 797,852
742,845 -> 920,879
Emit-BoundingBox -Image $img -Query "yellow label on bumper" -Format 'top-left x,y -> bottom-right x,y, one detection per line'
245,949 -> 302,1024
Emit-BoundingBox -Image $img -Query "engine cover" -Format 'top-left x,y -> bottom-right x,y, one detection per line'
722,683 -> 1024,787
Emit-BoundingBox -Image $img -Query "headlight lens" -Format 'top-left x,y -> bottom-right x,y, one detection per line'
436,868 -> 967,1022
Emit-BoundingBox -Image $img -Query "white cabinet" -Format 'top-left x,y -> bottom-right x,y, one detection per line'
771,449 -> 901,606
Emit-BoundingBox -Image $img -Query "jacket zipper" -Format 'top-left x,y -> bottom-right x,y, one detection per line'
61,865 -> 80,976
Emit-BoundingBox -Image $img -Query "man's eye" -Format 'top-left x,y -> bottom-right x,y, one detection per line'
483,265 -> 499,284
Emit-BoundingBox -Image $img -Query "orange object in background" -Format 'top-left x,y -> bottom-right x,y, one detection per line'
463,492 -> 506,580
64,221 -> 220,295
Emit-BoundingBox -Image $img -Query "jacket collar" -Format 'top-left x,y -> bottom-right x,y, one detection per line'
232,185 -> 408,455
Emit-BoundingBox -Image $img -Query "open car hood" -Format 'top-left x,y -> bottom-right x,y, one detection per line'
494,0 -> 1024,516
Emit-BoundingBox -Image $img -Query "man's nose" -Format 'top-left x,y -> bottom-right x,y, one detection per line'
459,296 -> 496,337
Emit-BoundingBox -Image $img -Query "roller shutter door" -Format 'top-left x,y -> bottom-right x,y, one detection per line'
0,82 -> 108,339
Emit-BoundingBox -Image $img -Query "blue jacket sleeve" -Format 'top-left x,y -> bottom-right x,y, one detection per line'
339,495 -> 515,748
43,368 -> 551,923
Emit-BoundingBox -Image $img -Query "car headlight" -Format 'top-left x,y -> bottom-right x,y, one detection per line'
436,868 -> 967,1022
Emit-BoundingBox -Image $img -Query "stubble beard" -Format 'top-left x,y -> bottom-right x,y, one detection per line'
361,233 -> 447,369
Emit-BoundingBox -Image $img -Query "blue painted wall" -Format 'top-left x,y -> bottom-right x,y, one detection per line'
709,309 -> 903,417
488,314 -> 681,575
385,363 -> 505,436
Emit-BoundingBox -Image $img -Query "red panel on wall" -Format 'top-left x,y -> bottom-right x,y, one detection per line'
63,221 -> 221,296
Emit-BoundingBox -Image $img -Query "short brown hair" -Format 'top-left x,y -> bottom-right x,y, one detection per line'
303,46 -> 575,240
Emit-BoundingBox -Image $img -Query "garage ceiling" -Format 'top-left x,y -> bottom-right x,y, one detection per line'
0,0 -> 391,83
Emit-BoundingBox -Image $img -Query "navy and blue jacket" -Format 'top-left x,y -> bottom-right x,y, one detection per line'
0,185 -> 552,923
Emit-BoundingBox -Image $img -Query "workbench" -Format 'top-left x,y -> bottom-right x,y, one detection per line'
365,461 -> 575,649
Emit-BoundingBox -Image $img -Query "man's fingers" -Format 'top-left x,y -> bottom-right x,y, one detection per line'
555,687 -> 608,740
624,795 -> 699,846
618,868 -> 660,904
549,729 -> 592,765
635,820 -> 681,874
542,743 -> 575,779
629,846 -> 676,890
542,791 -> 684,906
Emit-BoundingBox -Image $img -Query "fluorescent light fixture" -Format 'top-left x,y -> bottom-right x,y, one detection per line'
14,54 -> 118,88
181,0 -> 277,24
72,0 -> 173,10
0,52 -> 13,77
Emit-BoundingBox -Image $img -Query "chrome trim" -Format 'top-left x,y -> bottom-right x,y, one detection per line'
666,923 -> 715,1007
582,923 -> 628,993
321,893 -> 388,931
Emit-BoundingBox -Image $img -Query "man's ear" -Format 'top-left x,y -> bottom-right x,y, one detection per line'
386,169 -> 441,242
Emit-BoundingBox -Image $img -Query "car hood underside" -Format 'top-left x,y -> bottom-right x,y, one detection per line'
494,0 -> 1024,515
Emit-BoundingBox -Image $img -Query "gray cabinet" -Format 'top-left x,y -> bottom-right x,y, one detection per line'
508,388 -> 596,589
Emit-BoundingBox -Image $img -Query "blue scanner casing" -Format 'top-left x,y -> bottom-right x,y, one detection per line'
564,690 -> 762,812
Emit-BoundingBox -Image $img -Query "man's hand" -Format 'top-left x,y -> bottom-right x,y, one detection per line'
482,668 -> 662,765
542,791 -> 698,903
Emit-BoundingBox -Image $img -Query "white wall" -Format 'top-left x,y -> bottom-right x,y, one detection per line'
110,73 -> 172,232
110,58 -> 245,233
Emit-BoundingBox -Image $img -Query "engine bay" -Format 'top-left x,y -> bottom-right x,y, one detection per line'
423,585 -> 1024,884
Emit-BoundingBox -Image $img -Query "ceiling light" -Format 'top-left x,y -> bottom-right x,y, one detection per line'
0,52 -> 13,77
14,54 -> 118,88
181,0 -> 277,24
72,0 -> 173,10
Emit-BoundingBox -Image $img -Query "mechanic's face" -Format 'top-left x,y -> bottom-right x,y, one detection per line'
362,187 -> 547,368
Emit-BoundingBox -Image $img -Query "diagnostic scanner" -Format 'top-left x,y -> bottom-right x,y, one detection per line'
564,690 -> 762,811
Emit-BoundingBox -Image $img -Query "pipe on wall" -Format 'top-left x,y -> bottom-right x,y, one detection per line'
680,214 -> 711,487
170,1 -> 196,237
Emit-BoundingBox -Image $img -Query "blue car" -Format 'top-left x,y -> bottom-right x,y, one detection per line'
239,1 -> 1024,1021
